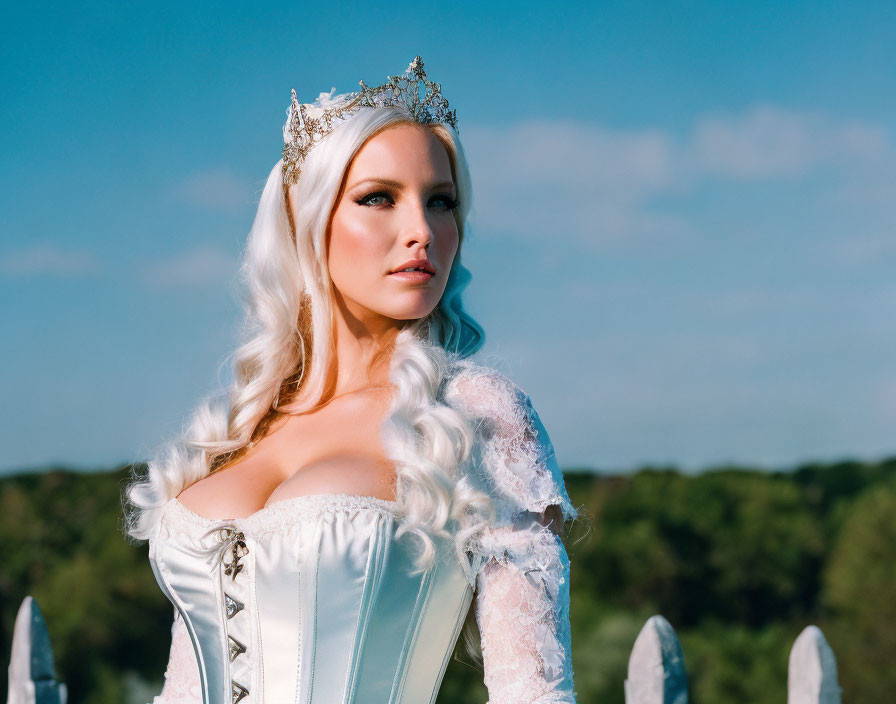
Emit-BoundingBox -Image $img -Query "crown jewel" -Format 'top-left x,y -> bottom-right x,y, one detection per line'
281,56 -> 457,187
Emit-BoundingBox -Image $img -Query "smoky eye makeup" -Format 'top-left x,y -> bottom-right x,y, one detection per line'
355,191 -> 393,206
430,194 -> 460,210
351,186 -> 459,210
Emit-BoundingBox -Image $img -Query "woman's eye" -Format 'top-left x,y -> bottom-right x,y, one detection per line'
355,191 -> 458,210
357,192 -> 392,207
430,194 -> 460,210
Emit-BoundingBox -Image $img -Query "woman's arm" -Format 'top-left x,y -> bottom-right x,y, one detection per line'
474,510 -> 576,703
444,361 -> 579,703
150,609 -> 202,704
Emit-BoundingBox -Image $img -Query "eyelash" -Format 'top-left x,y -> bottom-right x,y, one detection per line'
355,191 -> 460,211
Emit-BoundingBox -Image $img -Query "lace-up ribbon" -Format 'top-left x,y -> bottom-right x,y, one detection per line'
197,524 -> 252,703
198,525 -> 249,580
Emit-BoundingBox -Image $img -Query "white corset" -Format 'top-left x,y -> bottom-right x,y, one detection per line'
150,493 -> 473,704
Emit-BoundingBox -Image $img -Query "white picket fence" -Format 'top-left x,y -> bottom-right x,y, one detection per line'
5,597 -> 842,704
624,615 -> 843,704
6,597 -> 67,704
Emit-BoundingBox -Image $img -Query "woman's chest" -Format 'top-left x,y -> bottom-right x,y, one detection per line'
177,392 -> 398,518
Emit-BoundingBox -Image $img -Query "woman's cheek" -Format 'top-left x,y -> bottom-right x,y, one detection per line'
336,222 -> 373,268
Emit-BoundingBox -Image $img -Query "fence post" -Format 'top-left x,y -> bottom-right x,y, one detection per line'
6,596 -> 67,704
624,615 -> 688,704
787,625 -> 841,704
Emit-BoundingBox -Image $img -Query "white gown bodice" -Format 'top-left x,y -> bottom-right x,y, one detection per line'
149,493 -> 473,704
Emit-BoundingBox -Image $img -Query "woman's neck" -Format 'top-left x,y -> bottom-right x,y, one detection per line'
330,297 -> 402,396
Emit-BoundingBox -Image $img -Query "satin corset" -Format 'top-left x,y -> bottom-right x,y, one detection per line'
149,493 -> 474,704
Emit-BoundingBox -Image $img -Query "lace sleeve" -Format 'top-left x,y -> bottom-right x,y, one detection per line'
149,608 -> 202,704
445,361 -> 578,704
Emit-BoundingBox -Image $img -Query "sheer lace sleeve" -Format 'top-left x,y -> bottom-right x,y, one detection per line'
445,361 -> 578,704
150,608 -> 202,704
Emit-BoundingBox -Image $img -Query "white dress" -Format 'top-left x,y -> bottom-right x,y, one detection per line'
147,361 -> 579,703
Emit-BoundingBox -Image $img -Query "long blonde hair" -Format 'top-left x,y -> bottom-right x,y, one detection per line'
124,104 -> 496,579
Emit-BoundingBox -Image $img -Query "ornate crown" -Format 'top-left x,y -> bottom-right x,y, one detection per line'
281,56 -> 457,187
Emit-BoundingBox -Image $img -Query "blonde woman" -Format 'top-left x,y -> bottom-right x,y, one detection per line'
125,56 -> 579,704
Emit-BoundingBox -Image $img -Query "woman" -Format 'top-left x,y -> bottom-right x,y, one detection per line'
125,56 -> 579,704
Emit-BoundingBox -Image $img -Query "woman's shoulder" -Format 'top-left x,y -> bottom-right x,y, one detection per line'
442,357 -> 579,523
442,357 -> 532,420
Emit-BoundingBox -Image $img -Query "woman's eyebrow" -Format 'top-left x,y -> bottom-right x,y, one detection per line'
349,178 -> 456,192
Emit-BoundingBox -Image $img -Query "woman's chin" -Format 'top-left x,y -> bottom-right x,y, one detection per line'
381,295 -> 441,321
384,303 -> 437,322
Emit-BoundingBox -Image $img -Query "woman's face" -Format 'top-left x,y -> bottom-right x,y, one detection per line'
327,123 -> 460,328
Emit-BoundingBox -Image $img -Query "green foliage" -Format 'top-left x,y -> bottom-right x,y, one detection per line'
572,609 -> 648,704
0,468 -> 170,704
574,469 -> 825,627
821,480 -> 896,704
679,621 -> 793,704
2,458 -> 895,703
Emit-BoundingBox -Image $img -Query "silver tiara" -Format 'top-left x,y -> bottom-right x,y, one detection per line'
281,56 -> 458,187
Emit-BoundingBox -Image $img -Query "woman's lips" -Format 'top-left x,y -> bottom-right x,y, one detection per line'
388,270 -> 433,282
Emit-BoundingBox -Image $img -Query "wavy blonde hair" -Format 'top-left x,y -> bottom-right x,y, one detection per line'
124,105 -> 499,592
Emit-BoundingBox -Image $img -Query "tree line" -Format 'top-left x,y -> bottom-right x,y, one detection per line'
1,458 -> 893,703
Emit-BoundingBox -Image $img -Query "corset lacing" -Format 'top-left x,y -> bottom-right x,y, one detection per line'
201,525 -> 252,704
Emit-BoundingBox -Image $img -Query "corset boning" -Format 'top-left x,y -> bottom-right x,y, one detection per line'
148,494 -> 474,704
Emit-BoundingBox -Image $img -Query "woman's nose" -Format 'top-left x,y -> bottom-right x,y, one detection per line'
400,202 -> 434,249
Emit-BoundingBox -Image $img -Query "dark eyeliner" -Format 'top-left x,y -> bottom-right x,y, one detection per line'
431,194 -> 460,210
355,191 -> 393,206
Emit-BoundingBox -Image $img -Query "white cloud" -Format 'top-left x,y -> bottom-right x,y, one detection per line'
691,105 -> 889,179
462,120 -> 686,246
0,243 -> 101,277
461,105 -> 892,250
143,244 -> 237,290
170,168 -> 251,211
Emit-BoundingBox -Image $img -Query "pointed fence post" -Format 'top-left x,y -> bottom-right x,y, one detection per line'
787,625 -> 842,704
6,596 -> 67,704
624,615 -> 688,704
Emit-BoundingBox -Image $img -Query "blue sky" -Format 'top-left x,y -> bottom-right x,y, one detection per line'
2,1 -> 895,473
